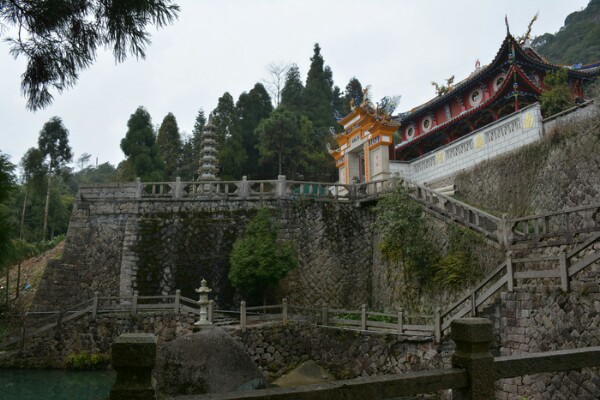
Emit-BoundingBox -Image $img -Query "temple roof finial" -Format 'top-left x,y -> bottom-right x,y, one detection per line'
505,14 -> 510,35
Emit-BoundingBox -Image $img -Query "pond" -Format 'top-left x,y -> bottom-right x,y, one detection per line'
0,369 -> 115,400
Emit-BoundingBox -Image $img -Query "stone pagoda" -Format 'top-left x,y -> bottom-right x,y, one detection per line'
197,116 -> 219,180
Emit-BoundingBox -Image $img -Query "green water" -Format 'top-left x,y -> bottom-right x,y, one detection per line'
0,369 -> 115,400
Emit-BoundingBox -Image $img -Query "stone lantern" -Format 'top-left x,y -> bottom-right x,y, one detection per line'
194,278 -> 213,326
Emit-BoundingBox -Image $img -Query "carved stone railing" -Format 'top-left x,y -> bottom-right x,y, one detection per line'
79,176 -> 600,249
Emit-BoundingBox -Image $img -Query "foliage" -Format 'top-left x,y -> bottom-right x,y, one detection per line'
156,112 -> 183,180
0,0 -> 180,110
303,44 -> 335,136
120,106 -> 164,181
540,69 -> 575,117
0,152 -> 16,271
431,75 -> 455,96
280,64 -> 305,114
228,208 -> 297,301
256,107 -> 306,177
38,117 -> 73,174
210,92 -> 246,179
341,77 -> 364,116
374,181 -> 439,289
64,351 -> 110,370
178,108 -> 207,180
433,226 -> 484,291
236,83 -> 273,178
533,0 -> 600,65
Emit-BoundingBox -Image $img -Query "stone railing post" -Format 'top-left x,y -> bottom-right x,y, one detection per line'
277,175 -> 287,198
498,214 -> 513,248
506,252 -> 514,292
208,300 -> 214,323
451,318 -> 494,400
174,290 -> 181,314
240,301 -> 247,333
240,176 -> 249,198
322,304 -> 329,326
173,177 -> 182,199
282,298 -> 288,323
360,304 -> 367,330
434,307 -> 441,343
135,177 -> 143,198
559,251 -> 570,292
397,308 -> 404,334
110,333 -> 157,400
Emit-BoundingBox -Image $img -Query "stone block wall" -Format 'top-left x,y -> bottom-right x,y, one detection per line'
494,241 -> 600,399
454,107 -> 600,216
33,195 -> 374,312
226,321 -> 452,382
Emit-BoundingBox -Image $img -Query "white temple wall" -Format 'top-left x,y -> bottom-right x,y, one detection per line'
390,103 -> 543,185
369,146 -> 390,181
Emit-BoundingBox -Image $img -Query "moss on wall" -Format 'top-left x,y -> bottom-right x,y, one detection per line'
135,209 -> 258,307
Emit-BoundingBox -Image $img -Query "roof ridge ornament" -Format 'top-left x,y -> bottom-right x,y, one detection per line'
505,14 -> 510,35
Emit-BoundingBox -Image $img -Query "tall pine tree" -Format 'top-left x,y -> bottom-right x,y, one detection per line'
280,64 -> 305,114
303,43 -> 335,136
210,92 -> 246,179
156,112 -> 183,180
237,83 -> 273,178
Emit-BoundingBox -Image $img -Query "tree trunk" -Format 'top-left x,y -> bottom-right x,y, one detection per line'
20,186 -> 28,239
42,173 -> 52,242
16,261 -> 21,299
5,264 -> 9,304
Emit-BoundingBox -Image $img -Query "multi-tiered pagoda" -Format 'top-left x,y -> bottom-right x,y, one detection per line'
197,117 -> 219,181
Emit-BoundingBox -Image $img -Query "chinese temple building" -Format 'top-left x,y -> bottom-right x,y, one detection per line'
332,104 -> 399,184
332,30 -> 600,185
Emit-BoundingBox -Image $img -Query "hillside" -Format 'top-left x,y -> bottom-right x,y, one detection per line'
0,241 -> 64,313
533,0 -> 600,65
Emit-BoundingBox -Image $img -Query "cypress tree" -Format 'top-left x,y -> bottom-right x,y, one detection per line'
280,64 -> 305,114
156,112 -> 183,180
120,106 -> 164,181
237,83 -> 273,178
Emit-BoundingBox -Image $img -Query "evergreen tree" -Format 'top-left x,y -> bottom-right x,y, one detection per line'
228,208 -> 297,304
2,0 -> 180,110
303,43 -> 335,135
256,107 -> 305,177
280,64 -> 305,114
0,152 -> 16,282
210,93 -> 246,179
176,108 -> 207,180
342,77 -> 364,115
192,108 -> 207,158
38,117 -> 73,241
120,107 -> 164,181
178,134 -> 196,181
237,83 -> 273,178
332,85 -> 344,118
156,112 -> 183,180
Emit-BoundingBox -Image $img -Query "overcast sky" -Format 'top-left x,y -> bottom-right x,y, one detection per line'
0,0 -> 590,171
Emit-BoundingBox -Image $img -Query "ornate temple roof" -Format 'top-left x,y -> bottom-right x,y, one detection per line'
395,33 -> 600,124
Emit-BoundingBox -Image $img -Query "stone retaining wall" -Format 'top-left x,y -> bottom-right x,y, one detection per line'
225,322 -> 452,382
33,196 -> 374,312
494,241 -> 600,399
